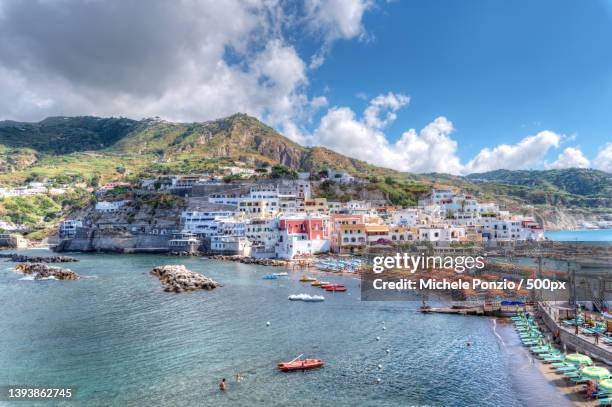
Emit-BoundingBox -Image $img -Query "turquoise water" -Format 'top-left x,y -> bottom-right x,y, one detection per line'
0,250 -> 572,407
545,229 -> 612,242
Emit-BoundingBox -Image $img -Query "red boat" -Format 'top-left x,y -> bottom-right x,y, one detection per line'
325,285 -> 347,292
277,357 -> 324,372
320,284 -> 336,289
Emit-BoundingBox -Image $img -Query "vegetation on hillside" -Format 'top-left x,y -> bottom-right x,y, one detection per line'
0,113 -> 609,216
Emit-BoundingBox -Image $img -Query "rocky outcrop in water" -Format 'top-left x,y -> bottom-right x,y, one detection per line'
0,254 -> 78,263
207,255 -> 289,267
150,265 -> 221,293
14,263 -> 80,280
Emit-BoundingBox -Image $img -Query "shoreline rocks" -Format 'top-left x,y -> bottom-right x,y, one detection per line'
14,263 -> 80,280
150,265 -> 221,293
207,255 -> 289,267
0,253 -> 78,263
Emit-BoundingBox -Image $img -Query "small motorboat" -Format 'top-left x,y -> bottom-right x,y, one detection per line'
311,280 -> 323,286
288,294 -> 325,302
263,274 -> 278,280
274,272 -> 289,276
299,276 -> 316,282
278,355 -> 324,372
319,284 -> 336,289
325,284 -> 347,292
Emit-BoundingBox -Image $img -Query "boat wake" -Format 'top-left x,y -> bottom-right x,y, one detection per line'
19,275 -> 58,281
491,318 -> 506,347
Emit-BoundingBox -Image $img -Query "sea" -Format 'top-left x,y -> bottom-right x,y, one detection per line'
545,229 -> 612,243
0,249 -> 573,407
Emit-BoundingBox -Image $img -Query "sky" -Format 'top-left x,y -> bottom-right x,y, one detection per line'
0,0 -> 610,174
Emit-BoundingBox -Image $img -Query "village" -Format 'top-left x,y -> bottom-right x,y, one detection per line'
51,169 -> 545,258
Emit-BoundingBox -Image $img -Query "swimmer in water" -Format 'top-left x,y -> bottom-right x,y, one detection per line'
234,373 -> 242,382
219,378 -> 227,391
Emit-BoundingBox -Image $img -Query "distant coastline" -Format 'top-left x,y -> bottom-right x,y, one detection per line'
545,229 -> 612,242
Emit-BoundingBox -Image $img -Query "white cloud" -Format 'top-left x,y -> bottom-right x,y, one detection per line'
363,92 -> 409,128
593,143 -> 612,173
0,0 -> 368,140
547,147 -> 590,169
310,94 -> 582,175
305,0 -> 374,68
305,0 -> 373,40
464,131 -> 561,173
311,93 -> 462,174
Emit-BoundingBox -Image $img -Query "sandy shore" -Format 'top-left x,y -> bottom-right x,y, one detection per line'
535,360 -> 600,407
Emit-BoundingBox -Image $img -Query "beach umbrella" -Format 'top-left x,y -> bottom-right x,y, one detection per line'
581,366 -> 610,380
566,353 -> 593,365
599,379 -> 612,391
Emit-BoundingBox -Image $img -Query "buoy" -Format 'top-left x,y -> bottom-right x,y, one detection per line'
266,321 -> 270,326
386,349 -> 391,353
378,364 -> 383,369
376,336 -> 380,341
382,327 -> 386,331
376,378 -> 382,383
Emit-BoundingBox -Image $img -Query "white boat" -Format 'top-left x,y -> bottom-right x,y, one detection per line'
288,294 -> 325,302
274,272 -> 289,276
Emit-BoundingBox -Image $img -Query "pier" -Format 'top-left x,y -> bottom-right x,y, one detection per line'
420,304 -> 531,317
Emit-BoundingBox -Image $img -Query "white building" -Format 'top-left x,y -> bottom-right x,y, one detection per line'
329,170 -> 355,184
59,219 -> 83,238
95,200 -> 128,213
210,235 -> 252,256
181,209 -> 235,236
275,230 -> 330,259
418,225 -> 466,242
245,218 -> 280,250
392,209 -> 419,226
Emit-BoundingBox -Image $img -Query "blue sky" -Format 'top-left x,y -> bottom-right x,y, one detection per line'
0,0 -> 610,173
306,0 -> 612,164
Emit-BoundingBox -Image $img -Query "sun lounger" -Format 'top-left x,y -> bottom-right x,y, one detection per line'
563,372 -> 580,378
554,366 -> 577,373
598,398 -> 612,406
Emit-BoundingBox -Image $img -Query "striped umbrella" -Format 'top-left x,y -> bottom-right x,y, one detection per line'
599,379 -> 612,391
581,366 -> 610,380
565,353 -> 593,365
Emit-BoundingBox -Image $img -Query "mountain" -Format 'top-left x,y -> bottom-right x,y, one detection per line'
0,116 -> 139,154
0,113 -> 610,215
466,168 -> 612,197
0,114 -> 386,177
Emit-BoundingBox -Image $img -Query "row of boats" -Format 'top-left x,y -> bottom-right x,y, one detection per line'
300,276 -> 347,292
314,257 -> 362,273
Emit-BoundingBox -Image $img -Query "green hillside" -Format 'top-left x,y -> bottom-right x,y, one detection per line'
0,113 -> 610,212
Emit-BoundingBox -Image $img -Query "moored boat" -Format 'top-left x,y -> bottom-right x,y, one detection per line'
288,293 -> 325,302
325,284 -> 347,292
278,357 -> 324,372
274,272 -> 289,276
299,276 -> 316,282
263,274 -> 278,280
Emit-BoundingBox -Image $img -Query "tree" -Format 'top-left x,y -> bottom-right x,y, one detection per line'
270,165 -> 297,179
89,174 -> 100,188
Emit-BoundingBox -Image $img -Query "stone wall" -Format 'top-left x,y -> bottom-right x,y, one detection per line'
538,303 -> 612,365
